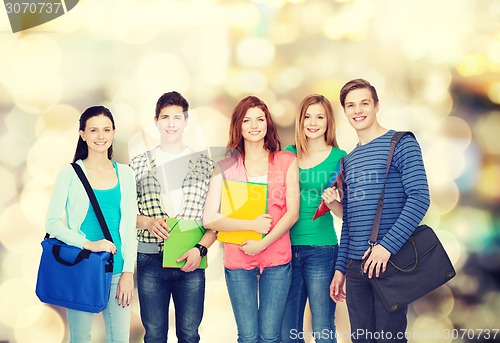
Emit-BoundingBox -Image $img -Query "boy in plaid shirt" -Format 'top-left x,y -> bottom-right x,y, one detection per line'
130,91 -> 216,343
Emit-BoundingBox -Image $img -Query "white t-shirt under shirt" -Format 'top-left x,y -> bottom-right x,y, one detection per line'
154,146 -> 191,217
247,175 -> 268,184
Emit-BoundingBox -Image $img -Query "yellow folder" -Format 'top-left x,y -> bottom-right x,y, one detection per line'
217,180 -> 268,245
163,218 -> 207,269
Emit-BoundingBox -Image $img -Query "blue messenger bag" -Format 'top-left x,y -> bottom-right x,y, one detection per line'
35,163 -> 114,313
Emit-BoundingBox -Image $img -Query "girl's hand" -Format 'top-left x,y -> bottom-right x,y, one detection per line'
239,240 -> 266,256
321,188 -> 343,217
252,214 -> 272,234
116,272 -> 134,307
83,239 -> 116,254
321,187 -> 338,204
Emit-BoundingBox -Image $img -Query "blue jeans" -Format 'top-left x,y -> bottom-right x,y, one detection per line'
67,273 -> 131,343
137,252 -> 205,343
225,262 -> 292,343
346,259 -> 408,343
281,245 -> 338,343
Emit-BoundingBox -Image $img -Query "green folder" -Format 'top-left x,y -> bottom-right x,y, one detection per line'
162,218 -> 207,269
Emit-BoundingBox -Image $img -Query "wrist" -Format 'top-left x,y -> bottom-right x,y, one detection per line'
138,215 -> 150,229
194,243 -> 208,257
257,238 -> 268,251
244,219 -> 253,231
146,216 -> 156,229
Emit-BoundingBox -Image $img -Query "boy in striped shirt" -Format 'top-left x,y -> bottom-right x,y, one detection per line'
330,79 -> 430,342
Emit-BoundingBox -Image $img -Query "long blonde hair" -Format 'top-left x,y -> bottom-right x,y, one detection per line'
295,94 -> 338,158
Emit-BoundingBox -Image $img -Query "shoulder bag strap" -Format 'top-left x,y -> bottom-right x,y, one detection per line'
369,131 -> 415,245
71,163 -> 114,243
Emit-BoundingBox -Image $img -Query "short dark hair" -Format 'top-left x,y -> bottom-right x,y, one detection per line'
339,78 -> 379,108
73,106 -> 115,162
155,91 -> 189,119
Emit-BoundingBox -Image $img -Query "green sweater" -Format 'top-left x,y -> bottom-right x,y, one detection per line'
283,145 -> 346,246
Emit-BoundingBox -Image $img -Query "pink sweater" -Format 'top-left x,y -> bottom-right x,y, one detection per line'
218,151 -> 295,271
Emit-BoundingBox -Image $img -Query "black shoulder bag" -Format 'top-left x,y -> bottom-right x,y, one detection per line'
366,131 -> 456,312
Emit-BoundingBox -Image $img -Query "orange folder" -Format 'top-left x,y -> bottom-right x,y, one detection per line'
217,180 -> 268,244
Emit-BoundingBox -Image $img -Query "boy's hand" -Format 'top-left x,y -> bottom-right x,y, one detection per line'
177,248 -> 202,272
145,218 -> 170,240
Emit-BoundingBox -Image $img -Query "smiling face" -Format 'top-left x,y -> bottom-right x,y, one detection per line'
79,115 -> 115,155
343,87 -> 379,132
155,105 -> 187,144
241,107 -> 267,144
303,103 -> 328,141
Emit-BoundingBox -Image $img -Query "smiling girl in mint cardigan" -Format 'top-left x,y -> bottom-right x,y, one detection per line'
45,106 -> 136,343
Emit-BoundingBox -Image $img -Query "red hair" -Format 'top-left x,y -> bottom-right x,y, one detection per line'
227,96 -> 281,160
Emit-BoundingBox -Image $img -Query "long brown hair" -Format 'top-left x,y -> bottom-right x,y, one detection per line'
295,94 -> 338,158
227,96 -> 281,160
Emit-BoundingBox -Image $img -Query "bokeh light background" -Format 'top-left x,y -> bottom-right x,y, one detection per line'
1,0 -> 499,342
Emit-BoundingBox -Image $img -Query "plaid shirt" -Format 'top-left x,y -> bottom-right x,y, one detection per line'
130,147 -> 215,244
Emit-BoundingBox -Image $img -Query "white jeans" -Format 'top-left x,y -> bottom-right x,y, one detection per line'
67,273 -> 131,343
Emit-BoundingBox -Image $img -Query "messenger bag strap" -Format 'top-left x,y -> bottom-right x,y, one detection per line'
369,131 -> 415,245
71,163 -> 114,243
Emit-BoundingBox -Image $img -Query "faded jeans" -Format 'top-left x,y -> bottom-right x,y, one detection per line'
281,245 -> 338,343
67,273 -> 131,343
225,262 -> 292,343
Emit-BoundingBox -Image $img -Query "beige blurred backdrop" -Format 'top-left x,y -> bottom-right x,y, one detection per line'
1,0 -> 499,342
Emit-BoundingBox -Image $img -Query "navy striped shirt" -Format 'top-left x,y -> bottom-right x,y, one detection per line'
336,130 -> 430,273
